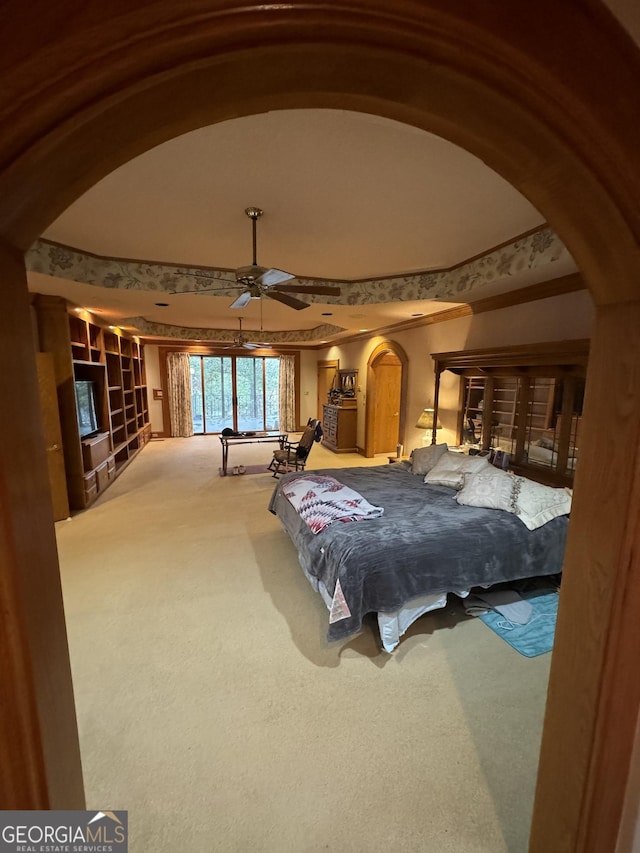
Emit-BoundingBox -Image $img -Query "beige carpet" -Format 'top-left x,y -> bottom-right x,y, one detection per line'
56,437 -> 552,852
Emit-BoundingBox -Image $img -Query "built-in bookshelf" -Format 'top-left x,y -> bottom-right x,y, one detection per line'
34,295 -> 150,510
432,340 -> 589,486
461,375 -> 557,449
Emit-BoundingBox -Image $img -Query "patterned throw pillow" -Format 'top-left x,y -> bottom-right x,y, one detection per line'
409,442 -> 448,476
456,467 -> 572,529
512,477 -> 572,530
455,466 -> 517,511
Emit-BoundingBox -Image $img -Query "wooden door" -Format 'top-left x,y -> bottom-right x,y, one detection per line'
317,359 -> 338,420
36,352 -> 70,521
372,353 -> 402,454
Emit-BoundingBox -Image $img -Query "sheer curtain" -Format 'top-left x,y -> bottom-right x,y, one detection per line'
278,355 -> 296,432
167,352 -> 194,437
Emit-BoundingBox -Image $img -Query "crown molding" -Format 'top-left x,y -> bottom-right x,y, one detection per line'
310,272 -> 586,349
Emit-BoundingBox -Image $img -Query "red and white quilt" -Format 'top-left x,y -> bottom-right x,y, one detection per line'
282,474 -> 384,534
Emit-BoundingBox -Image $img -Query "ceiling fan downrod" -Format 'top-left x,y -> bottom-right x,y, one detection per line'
245,206 -> 263,267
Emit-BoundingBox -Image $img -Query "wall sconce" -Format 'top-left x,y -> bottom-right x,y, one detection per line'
416,407 -> 442,443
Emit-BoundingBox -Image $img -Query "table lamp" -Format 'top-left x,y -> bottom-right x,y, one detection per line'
416,407 -> 442,444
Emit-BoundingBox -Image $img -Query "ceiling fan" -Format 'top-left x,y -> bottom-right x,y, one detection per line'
173,206 -> 340,311
224,318 -> 264,350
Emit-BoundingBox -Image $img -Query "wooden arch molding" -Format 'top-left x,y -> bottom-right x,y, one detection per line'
1,3 -> 640,849
364,340 -> 409,458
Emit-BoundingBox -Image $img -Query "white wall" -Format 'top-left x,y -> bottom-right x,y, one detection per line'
144,289 -> 595,444
144,345 -> 163,434
316,290 -> 595,454
299,349 -> 320,427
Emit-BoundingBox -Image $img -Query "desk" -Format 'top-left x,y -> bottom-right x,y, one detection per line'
219,432 -> 287,476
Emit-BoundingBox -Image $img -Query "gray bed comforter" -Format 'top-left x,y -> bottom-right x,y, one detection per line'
268,463 -> 568,642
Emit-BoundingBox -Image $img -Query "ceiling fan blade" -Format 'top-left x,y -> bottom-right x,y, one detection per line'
179,270 -> 237,281
258,268 -> 296,287
230,291 -> 252,309
242,342 -> 261,349
272,284 -> 341,296
170,271 -> 241,294
170,286 -> 242,295
266,290 -> 310,311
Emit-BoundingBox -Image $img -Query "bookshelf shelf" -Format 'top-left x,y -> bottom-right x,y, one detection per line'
34,295 -> 151,511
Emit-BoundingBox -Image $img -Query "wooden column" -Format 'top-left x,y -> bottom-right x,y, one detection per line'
0,242 -> 84,807
480,375 -> 495,452
431,368 -> 441,446
531,301 -> 640,851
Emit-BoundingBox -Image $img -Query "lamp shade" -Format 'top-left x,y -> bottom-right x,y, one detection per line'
416,407 -> 442,430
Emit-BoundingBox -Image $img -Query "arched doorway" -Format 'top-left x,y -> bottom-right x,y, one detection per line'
1,4 -> 640,848
364,341 -> 408,458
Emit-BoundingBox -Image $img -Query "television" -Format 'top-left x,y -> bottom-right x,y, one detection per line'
74,380 -> 100,438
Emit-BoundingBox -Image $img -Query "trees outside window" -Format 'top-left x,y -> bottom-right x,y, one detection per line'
190,354 -> 279,433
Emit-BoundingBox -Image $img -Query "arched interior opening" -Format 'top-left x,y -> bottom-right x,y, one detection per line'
2,4 -> 640,848
365,340 -> 409,457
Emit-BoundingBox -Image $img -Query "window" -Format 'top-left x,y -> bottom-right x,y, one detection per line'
189,354 -> 280,434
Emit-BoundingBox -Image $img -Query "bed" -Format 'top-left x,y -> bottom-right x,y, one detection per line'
268,456 -> 570,651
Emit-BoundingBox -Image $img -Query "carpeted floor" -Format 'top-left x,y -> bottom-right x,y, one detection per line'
55,436 -> 553,852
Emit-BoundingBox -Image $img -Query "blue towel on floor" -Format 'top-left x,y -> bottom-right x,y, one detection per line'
479,590 -> 559,657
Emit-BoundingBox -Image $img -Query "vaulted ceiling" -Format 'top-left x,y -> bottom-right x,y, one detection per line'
36,0 -> 637,351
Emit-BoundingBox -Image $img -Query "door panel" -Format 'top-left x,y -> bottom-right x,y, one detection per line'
190,354 -> 278,433
36,352 -> 70,521
317,361 -> 338,419
236,357 -> 265,431
373,355 -> 402,454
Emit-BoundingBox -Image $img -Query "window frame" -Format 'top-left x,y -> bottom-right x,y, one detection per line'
157,344 -> 301,437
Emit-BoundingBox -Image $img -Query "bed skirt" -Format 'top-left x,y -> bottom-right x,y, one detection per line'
298,560 -> 471,653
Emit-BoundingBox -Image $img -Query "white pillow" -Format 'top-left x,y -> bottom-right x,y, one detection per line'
456,467 -> 572,529
424,451 -> 490,489
455,466 -> 517,512
512,477 -> 572,530
410,443 -> 448,476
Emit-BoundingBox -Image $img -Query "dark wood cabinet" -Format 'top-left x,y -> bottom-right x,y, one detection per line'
81,431 -> 111,470
322,404 -> 357,453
